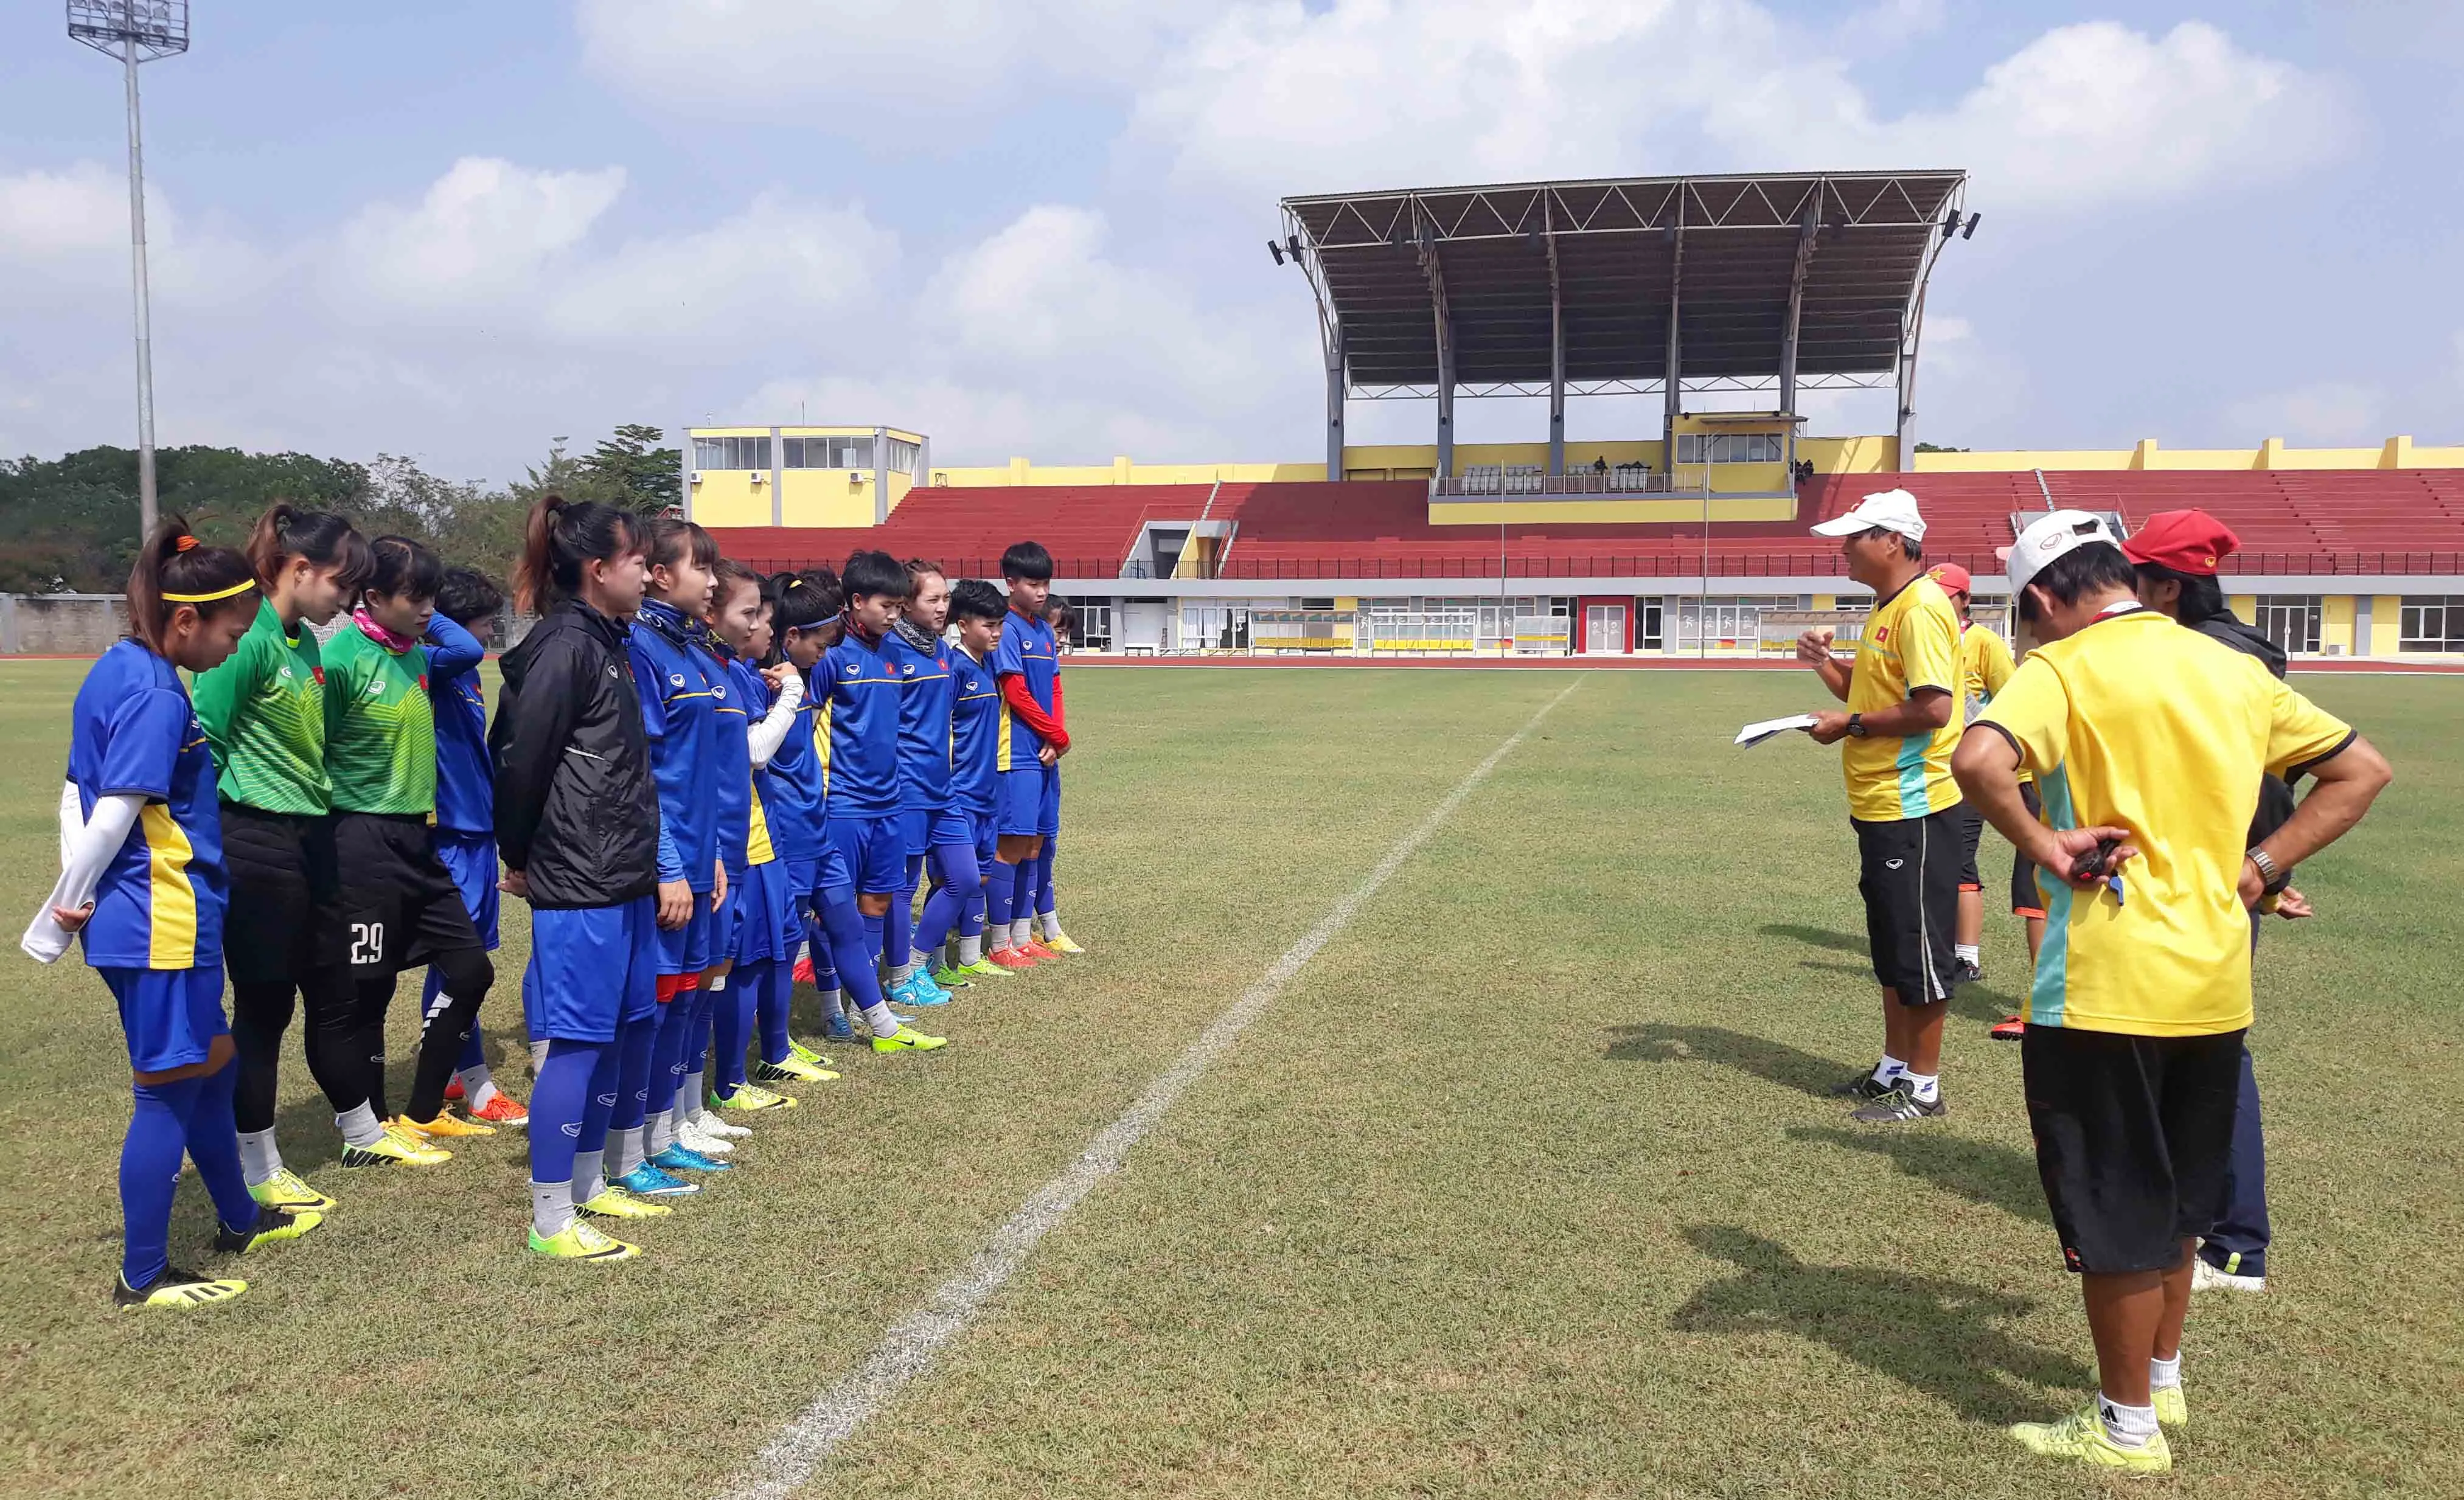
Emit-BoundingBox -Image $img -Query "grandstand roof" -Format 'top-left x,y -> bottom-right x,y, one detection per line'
1280,172 -> 1968,397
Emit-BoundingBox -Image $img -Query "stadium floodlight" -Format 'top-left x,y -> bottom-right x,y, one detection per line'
1268,239 -> 1286,265
67,0 -> 190,543
1961,212 -> 1981,240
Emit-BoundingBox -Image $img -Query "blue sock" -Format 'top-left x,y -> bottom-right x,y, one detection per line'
961,884 -> 986,942
578,1036 -> 622,1153
527,1038 -> 604,1187
121,1077 -> 198,1287
1037,839 -> 1058,920
863,911 -> 885,973
187,1057 -> 256,1229
988,859 -> 1017,945
647,990 -> 692,1119
820,892 -> 889,1012
686,984 -> 715,1088
916,843 -> 979,960
612,1010 -> 656,1134
808,913 -> 841,990
756,957 -> 790,1069
717,960 -> 761,1086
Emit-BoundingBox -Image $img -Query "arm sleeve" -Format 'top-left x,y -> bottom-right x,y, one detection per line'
489,639 -> 581,875
21,793 -> 144,963
57,780 -> 83,865
746,670 -> 804,769
423,613 -> 485,682
1051,671 -> 1066,733
2264,676 -> 2356,779
1899,600 -> 1961,696
1001,674 -> 1070,750
1973,656 -> 2071,780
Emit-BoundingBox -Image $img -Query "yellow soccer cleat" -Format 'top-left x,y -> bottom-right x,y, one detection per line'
1043,928 -> 1087,955
115,1266 -> 248,1311
248,1167 -> 335,1214
2008,1406 -> 2172,1474
341,1128 -> 453,1168
214,1205 -> 326,1254
872,1027 -> 947,1054
711,1082 -> 796,1112
752,1053 -> 834,1085
392,1111 -> 496,1139
2153,1385 -> 2188,1429
577,1184 -> 673,1220
527,1221 -> 640,1262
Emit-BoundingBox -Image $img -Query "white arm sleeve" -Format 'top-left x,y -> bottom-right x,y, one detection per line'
745,669 -> 804,770
58,779 -> 83,864
22,792 -> 144,964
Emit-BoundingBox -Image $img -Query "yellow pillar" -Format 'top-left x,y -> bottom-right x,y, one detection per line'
2322,595 -> 2356,656
2228,594 -> 2257,625
2132,438 -> 2159,470
2382,436 -> 2414,470
1113,455 -> 1133,484
1009,456 -> 1031,485
2371,594 -> 2403,655
2257,437 -> 2284,471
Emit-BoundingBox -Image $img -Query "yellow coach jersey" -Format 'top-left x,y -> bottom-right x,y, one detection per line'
1958,622 -> 2025,786
1977,608 -> 2353,1036
1843,574 -> 1966,822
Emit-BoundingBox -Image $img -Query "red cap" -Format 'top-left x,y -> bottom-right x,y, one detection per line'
2121,509 -> 2240,576
1927,562 -> 1972,595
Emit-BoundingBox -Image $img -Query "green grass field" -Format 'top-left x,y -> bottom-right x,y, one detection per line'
1,661 -> 2457,1499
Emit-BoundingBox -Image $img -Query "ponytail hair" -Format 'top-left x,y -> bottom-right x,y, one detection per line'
128,513 -> 257,655
364,535 -> 444,604
246,501 -> 371,594
515,494 -> 641,616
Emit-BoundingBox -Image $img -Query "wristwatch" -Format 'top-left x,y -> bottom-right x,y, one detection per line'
2246,847 -> 2289,897
1846,713 -> 1868,738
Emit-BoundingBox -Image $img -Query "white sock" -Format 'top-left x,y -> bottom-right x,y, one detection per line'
959,933 -> 983,966
2150,1355 -> 2182,1391
889,959 -> 915,986
860,1001 -> 900,1038
528,1038 -> 551,1076
531,1179 -> 576,1238
1872,1055 -> 1908,1086
2098,1394 -> 2159,1448
678,1069 -> 705,1121
645,1108 -> 674,1156
1904,1071 -> 1940,1105
613,1126 -> 646,1178
336,1102 -> 388,1148
1955,942 -> 1980,965
1045,909 -> 1063,939
460,1065 -> 501,1111
237,1128 -> 282,1187
571,1148 -> 605,1201
820,986 -> 846,1023
1011,918 -> 1034,950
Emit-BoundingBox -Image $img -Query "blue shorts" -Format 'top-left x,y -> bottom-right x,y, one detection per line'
998,765 -> 1060,838
103,965 -> 228,1074
824,813 -> 907,895
733,859 -> 798,965
433,828 -> 501,951
653,890 -> 720,977
900,807 -> 976,858
964,805 -> 999,867
524,895 -> 659,1042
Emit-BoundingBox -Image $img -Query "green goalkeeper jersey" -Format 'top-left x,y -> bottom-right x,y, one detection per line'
189,599 -> 332,814
321,622 -> 437,814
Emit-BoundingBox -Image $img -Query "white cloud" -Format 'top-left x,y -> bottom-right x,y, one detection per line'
543,192 -> 896,341
1130,5 -> 2346,211
333,157 -> 627,310
2224,381 -> 2385,445
574,0 -> 1208,133
0,161 -> 266,303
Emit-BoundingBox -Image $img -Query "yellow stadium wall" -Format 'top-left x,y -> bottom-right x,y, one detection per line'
2322,595 -> 2357,656
1428,495 -> 1799,526
2371,595 -> 2404,656
1914,436 -> 2464,473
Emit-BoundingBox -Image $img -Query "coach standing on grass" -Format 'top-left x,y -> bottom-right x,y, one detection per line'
1795,487 -> 1966,1125
1952,512 -> 2390,1474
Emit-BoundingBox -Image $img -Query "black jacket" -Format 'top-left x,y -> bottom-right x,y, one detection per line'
489,599 -> 661,909
2191,612 -> 2298,841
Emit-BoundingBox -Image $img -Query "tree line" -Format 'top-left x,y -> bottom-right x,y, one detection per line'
0,425 -> 681,595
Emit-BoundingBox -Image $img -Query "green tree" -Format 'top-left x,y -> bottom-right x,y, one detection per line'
578,424 -> 683,515
0,445 -> 367,592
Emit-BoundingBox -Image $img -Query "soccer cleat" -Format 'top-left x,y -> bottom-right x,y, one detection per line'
648,1142 -> 731,1174
787,1037 -> 832,1068
443,1075 -> 465,1102
889,973 -> 950,1008
1851,1085 -> 1946,1123
342,1130 -> 453,1168
754,1052 -> 832,1085
248,1168 -> 335,1214
930,964 -> 975,991
392,1111 -> 495,1139
1832,1071 -> 1896,1100
712,1082 -> 796,1113
2007,1406 -> 2172,1474
675,1119 -> 734,1156
986,946 -> 1039,971
953,956 -> 1012,981
694,1110 -> 752,1140
1991,1015 -> 2026,1042
1042,928 -> 1087,955
1951,957 -> 1983,985
822,1015 -> 857,1043
115,1265 -> 248,1311
1019,939 -> 1062,962
2153,1385 -> 2188,1429
467,1091 -> 530,1128
214,1204 -> 326,1254
578,1184 -> 672,1220
2191,1255 -> 2266,1294
792,953 -> 817,986
615,1162 -> 700,1198
871,1027 -> 947,1054
528,1221 -> 640,1262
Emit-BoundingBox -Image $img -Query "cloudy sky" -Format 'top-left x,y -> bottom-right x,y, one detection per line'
4,1 -> 2459,484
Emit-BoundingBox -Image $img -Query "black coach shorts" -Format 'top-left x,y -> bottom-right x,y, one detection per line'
1851,808 -> 1962,1002
1957,805 -> 1984,892
2021,1024 -> 2246,1275
219,802 -> 344,988
327,812 -> 485,982
2010,780 -> 2046,918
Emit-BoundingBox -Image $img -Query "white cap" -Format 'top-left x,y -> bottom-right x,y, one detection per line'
2007,510 -> 2122,597
1811,487 -> 1926,542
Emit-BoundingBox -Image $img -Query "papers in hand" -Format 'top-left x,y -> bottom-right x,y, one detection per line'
1735,713 -> 1820,748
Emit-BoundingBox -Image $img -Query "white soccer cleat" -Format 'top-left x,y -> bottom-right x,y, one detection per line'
675,1119 -> 736,1156
2191,1257 -> 2265,1294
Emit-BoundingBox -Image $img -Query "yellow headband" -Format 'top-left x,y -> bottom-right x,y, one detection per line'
162,579 -> 258,604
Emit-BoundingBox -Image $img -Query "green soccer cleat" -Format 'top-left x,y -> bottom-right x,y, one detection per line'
528,1221 -> 640,1262
753,1053 -> 835,1085
711,1082 -> 796,1112
871,1027 -> 947,1054
787,1038 -> 833,1068
578,1184 -> 673,1220
953,957 -> 1012,981
930,964 -> 976,991
2008,1406 -> 2172,1474
114,1265 -> 247,1311
214,1204 -> 326,1255
248,1168 -> 335,1214
2153,1385 -> 2188,1429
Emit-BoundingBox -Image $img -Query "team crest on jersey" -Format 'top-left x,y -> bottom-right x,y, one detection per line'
1875,626 -> 1890,642
670,673 -> 686,687
364,678 -> 385,696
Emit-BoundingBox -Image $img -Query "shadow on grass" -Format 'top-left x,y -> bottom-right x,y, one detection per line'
1797,958 -> 1870,979
1760,923 -> 1865,954
1672,1225 -> 2088,1425
1784,1125 -> 2050,1226
1606,1023 -> 1855,1099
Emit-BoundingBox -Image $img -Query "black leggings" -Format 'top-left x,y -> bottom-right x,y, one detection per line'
355,945 -> 495,1122
231,974 -> 366,1131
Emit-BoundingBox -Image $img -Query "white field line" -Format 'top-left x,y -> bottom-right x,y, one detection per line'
719,676 -> 1587,1499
